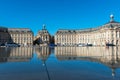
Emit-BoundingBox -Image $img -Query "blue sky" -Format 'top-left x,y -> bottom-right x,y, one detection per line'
0,0 -> 120,35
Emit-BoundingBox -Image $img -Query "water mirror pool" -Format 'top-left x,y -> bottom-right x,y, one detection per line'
0,46 -> 120,80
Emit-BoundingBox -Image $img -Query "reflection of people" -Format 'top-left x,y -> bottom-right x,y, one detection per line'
42,61 -> 45,66
111,68 -> 115,78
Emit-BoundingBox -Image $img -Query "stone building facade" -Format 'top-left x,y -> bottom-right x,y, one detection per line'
36,24 -> 51,45
55,15 -> 120,46
0,27 -> 33,46
8,28 -> 33,46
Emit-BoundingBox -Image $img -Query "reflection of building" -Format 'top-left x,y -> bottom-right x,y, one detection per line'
35,24 -> 51,45
55,15 -> 120,46
55,46 -> 120,77
8,28 -> 33,46
55,47 -> 120,61
0,47 -> 11,62
0,47 -> 33,62
35,46 -> 51,62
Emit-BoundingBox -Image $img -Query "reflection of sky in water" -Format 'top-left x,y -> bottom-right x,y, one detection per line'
0,47 -> 120,80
